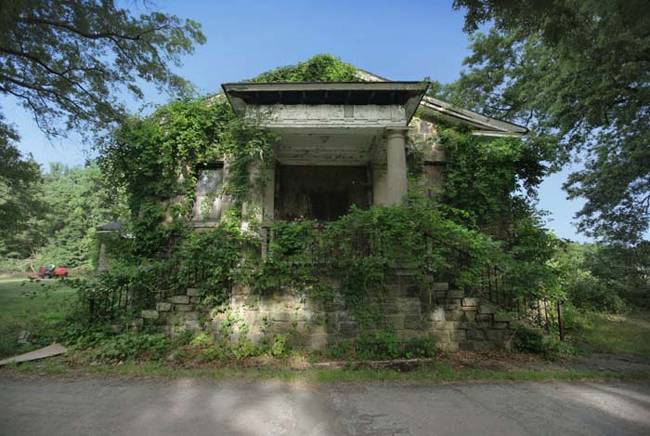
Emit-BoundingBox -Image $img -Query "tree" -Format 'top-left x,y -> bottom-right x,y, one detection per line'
0,124 -> 44,258
0,0 -> 205,138
36,163 -> 128,267
449,0 -> 650,244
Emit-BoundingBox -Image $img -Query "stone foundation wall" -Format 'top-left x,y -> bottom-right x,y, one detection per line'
141,272 -> 515,353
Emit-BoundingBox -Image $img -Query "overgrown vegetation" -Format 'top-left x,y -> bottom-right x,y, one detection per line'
0,277 -> 75,358
65,54 -> 631,360
449,0 -> 650,246
565,310 -> 650,358
2,53 -> 647,366
0,163 -> 128,272
250,54 -> 359,83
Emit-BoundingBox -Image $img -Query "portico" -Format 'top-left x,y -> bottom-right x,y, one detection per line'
222,81 -> 427,223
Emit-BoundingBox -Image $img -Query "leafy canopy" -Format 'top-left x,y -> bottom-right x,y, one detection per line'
0,129 -> 42,258
250,54 -> 359,82
450,0 -> 650,244
0,0 -> 205,138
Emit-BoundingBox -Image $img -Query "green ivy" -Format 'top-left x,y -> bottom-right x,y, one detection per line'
255,195 -> 505,329
88,55 -> 562,341
250,54 -> 360,82
100,98 -> 276,257
439,126 -> 546,230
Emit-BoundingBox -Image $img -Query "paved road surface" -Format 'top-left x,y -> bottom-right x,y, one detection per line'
1,376 -> 648,435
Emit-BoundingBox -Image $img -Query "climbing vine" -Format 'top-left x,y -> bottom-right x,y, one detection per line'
250,54 -> 359,82
89,54 -> 560,337
99,98 -> 276,257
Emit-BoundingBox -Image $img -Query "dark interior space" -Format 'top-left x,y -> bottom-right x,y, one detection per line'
276,165 -> 371,221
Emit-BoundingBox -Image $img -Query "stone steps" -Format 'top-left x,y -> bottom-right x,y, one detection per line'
424,282 -> 514,351
137,287 -> 206,336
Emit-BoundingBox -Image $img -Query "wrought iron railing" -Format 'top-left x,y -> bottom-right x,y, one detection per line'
261,223 -> 565,339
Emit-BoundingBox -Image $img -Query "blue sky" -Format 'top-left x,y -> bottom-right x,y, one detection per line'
5,0 -> 587,242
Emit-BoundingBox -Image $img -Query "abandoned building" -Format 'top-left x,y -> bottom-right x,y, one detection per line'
101,69 -> 529,351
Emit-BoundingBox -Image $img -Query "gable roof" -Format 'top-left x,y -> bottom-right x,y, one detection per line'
354,69 -> 527,137
222,81 -> 429,124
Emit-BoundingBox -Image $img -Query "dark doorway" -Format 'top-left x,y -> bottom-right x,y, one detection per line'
276,165 -> 371,221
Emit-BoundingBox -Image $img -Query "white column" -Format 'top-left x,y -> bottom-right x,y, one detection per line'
262,164 -> 275,224
372,166 -> 389,206
385,127 -> 408,205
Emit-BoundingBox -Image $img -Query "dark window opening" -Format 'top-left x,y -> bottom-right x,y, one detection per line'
276,165 -> 370,221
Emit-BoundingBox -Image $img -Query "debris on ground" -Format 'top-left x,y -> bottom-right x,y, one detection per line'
0,343 -> 67,366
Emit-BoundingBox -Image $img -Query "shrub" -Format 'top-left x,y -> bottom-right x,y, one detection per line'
269,334 -> 289,357
402,337 -> 437,359
355,331 -> 401,360
566,271 -> 627,313
90,332 -> 171,362
513,325 -> 576,359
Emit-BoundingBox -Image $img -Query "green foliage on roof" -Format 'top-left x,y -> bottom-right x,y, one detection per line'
250,54 -> 361,83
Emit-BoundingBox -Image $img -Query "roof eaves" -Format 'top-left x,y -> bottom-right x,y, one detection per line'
353,68 -> 528,137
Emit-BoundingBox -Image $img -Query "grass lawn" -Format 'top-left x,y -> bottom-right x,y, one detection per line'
8,357 -> 650,383
570,310 -> 650,358
0,276 -> 75,358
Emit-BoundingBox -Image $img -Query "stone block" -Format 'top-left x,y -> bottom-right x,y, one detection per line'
445,310 -> 465,321
431,320 -> 460,330
270,310 -> 292,322
306,333 -> 329,350
450,329 -> 467,342
385,314 -> 405,329
171,311 -> 199,321
437,341 -> 459,352
141,310 -> 159,320
174,304 -> 194,312
186,288 -> 204,297
156,302 -> 172,312
432,282 -> 449,291
463,310 -> 477,322
170,295 -> 190,305
479,303 -> 496,314
405,284 -> 420,298
396,298 -> 421,313
492,321 -> 510,330
445,302 -> 462,310
486,329 -> 506,342
429,307 -> 446,322
404,314 -> 422,329
381,301 -> 400,314
475,313 -> 493,323
338,321 -> 358,336
184,320 -> 201,331
466,329 -> 486,341
447,290 -> 465,299
462,298 -> 479,307
289,308 -> 311,322
396,329 -> 423,341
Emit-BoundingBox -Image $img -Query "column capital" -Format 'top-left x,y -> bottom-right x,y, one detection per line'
384,126 -> 410,138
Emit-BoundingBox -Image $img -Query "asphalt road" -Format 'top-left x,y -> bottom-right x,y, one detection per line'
0,376 -> 649,435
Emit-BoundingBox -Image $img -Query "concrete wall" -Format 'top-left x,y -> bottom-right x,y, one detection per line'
248,104 -> 406,129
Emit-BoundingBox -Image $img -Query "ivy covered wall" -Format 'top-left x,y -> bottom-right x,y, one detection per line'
84,54 -> 560,349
